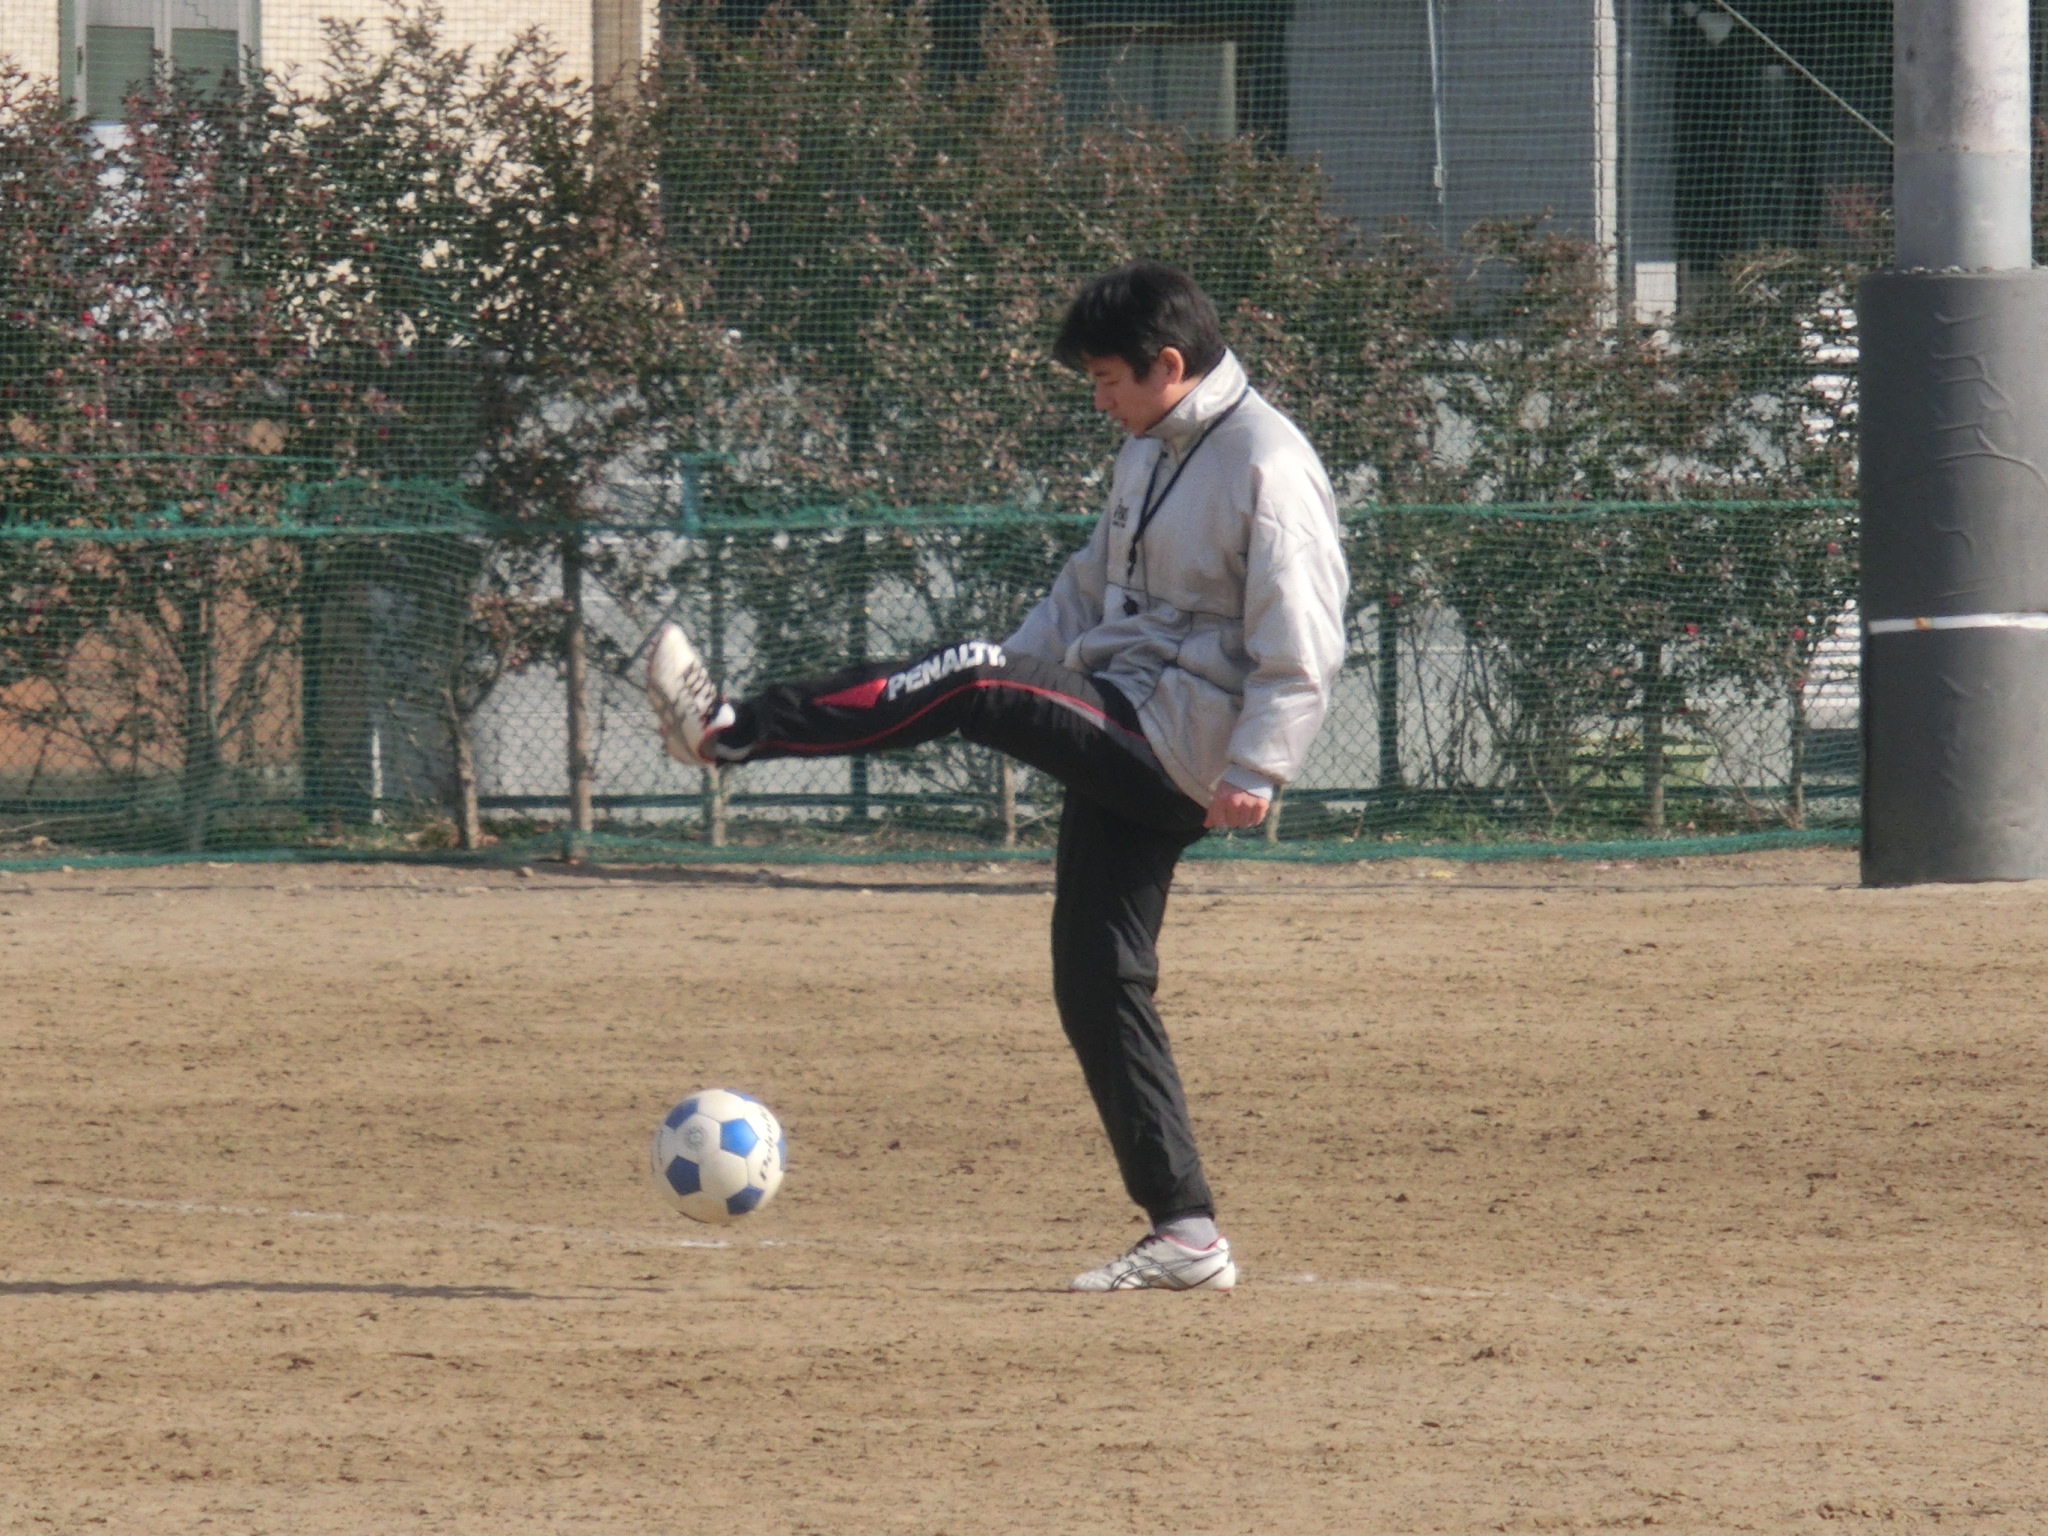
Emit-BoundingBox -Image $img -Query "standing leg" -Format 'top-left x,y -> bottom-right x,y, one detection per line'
1051,791 -> 1213,1224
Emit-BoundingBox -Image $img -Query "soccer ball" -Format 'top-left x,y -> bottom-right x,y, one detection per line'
650,1089 -> 786,1225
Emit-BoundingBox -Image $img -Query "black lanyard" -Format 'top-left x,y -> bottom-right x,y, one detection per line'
1121,389 -> 1250,609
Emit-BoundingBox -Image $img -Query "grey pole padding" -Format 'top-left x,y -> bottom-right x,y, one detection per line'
1861,270 -> 2048,884
1893,0 -> 2031,270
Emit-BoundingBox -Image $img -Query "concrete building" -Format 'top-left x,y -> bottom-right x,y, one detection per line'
8,0 -> 1895,319
8,0 -> 653,116
1044,0 -> 1892,319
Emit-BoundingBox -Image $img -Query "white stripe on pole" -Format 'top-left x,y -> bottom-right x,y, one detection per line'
1865,612 -> 2048,635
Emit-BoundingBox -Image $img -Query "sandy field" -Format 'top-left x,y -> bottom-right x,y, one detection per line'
2,845 -> 2045,1533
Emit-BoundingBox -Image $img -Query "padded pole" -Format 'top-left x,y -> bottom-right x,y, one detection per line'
1860,271 -> 2048,883
1863,1 -> 2038,885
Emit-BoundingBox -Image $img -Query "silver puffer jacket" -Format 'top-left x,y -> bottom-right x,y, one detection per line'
1007,352 -> 1349,807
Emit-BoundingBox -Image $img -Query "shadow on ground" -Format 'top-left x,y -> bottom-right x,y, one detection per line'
0,1278 -> 611,1301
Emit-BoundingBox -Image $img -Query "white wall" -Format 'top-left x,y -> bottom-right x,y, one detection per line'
3,0 -> 64,79
3,0 -> 661,96
261,0 -> 660,92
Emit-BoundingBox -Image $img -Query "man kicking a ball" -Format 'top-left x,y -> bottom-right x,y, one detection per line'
646,261 -> 1347,1292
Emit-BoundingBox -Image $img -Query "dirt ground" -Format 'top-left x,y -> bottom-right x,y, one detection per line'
2,845 -> 2045,1533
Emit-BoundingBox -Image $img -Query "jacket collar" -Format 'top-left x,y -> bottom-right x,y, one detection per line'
1141,350 -> 1248,455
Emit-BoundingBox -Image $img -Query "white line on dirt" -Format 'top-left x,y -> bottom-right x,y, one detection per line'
2,1191 -> 728,1251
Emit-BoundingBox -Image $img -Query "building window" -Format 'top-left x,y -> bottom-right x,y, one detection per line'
1043,0 -> 1289,147
1058,32 -> 1241,138
73,0 -> 255,122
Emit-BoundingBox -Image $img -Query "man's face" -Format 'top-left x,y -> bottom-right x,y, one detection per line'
1083,348 -> 1195,434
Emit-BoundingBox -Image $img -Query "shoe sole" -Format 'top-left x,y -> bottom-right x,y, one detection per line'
1070,1257 -> 1238,1293
645,627 -> 710,767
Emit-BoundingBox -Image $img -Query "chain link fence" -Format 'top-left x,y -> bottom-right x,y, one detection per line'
0,498 -> 1860,868
2,0 -> 1908,865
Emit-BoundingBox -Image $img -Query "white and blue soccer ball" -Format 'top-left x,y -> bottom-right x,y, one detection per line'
650,1089 -> 786,1225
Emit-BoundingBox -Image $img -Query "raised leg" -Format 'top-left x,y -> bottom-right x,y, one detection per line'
719,640 -> 1205,835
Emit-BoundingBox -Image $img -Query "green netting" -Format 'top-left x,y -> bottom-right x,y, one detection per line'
0,0 -> 1932,867
0,497 -> 1860,866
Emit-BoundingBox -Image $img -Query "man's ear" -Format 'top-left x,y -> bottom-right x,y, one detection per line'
1153,347 -> 1187,388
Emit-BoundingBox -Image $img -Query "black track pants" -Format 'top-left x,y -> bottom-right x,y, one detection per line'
719,640 -> 1218,1222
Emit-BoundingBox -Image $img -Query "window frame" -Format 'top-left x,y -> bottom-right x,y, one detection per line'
67,0 -> 261,121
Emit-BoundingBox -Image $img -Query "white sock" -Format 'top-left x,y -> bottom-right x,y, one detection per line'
1156,1213 -> 1219,1249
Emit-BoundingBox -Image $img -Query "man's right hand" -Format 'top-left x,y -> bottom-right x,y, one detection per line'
1203,786 -> 1269,829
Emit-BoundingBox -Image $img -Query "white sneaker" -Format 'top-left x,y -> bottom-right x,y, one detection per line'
1069,1234 -> 1236,1292
645,623 -> 734,767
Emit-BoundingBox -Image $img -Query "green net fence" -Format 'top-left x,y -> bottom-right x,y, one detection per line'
0,0 -> 1945,866
0,496 -> 1860,866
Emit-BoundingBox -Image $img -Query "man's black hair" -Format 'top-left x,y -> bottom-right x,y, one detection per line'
1053,261 -> 1225,381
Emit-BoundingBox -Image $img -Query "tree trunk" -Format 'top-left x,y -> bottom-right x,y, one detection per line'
1788,679 -> 1808,831
1641,639 -> 1666,834
703,763 -> 728,847
299,559 -> 373,828
997,754 -> 1018,848
705,534 -> 729,849
178,584 -> 220,854
562,532 -> 594,846
1377,593 -> 1403,791
1512,679 -> 1573,821
299,566 -> 326,823
447,688 -> 482,850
